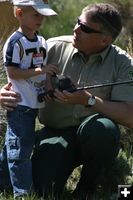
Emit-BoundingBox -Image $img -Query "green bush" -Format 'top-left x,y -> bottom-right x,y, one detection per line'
40,0 -> 107,39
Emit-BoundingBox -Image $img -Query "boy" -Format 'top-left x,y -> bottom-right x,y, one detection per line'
2,0 -> 57,199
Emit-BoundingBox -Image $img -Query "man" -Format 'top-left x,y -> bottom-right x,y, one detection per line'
1,3 -> 133,200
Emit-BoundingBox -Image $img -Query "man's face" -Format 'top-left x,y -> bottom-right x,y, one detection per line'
72,13 -> 110,56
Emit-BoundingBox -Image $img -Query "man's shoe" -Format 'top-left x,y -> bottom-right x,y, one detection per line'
72,189 -> 92,200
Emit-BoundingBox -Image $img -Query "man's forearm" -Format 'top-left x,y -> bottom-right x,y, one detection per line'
93,97 -> 133,128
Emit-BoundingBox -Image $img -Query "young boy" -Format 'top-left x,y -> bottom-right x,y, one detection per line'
2,0 -> 57,199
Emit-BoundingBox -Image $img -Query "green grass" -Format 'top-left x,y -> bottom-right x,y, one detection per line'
0,150 -> 133,200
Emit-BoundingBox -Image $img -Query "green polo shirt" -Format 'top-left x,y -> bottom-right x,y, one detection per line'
39,35 -> 133,129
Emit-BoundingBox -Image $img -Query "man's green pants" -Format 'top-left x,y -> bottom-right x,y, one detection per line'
32,114 -> 120,198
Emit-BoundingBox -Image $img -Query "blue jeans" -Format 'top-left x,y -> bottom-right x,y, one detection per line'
0,144 -> 12,191
2,105 -> 38,198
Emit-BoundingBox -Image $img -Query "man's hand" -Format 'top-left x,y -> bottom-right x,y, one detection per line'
54,89 -> 91,106
0,83 -> 21,111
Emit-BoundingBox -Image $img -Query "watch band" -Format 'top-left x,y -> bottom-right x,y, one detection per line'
87,95 -> 96,107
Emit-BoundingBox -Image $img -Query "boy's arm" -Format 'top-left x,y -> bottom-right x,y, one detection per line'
6,64 -> 58,80
7,66 -> 45,80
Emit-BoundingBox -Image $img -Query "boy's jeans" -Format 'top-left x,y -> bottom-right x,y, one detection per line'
1,105 -> 38,198
0,144 -> 12,191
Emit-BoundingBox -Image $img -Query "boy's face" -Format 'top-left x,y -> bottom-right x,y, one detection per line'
17,6 -> 44,32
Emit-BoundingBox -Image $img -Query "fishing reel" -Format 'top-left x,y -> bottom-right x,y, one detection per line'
38,74 -> 76,102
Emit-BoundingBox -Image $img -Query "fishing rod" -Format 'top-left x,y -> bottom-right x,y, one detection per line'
38,78 -> 133,102
75,79 -> 133,91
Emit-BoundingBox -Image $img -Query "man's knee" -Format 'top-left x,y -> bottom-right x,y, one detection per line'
77,114 -> 120,160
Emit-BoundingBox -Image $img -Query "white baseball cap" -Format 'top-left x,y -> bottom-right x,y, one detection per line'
12,0 -> 57,16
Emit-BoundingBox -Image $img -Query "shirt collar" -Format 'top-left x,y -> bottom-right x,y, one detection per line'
94,45 -> 111,62
72,45 -> 111,63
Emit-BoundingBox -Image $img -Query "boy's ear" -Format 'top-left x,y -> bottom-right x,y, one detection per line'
16,8 -> 23,17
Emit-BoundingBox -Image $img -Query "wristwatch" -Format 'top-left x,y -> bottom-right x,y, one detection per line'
87,95 -> 96,107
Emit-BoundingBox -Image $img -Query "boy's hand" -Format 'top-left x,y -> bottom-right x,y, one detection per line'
42,64 -> 58,75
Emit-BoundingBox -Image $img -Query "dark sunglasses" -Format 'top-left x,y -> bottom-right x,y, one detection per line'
77,18 -> 102,34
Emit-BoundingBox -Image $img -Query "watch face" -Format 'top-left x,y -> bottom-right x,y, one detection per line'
88,95 -> 96,106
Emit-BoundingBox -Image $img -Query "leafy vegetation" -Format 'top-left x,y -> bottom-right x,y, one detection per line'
0,0 -> 133,199
41,0 -> 107,39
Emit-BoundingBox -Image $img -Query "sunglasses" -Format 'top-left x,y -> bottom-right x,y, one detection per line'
77,18 -> 102,34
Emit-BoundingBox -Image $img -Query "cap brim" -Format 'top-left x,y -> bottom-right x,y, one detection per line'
33,5 -> 57,16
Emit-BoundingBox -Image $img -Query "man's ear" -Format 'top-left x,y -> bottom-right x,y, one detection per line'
15,8 -> 23,17
101,35 -> 113,46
